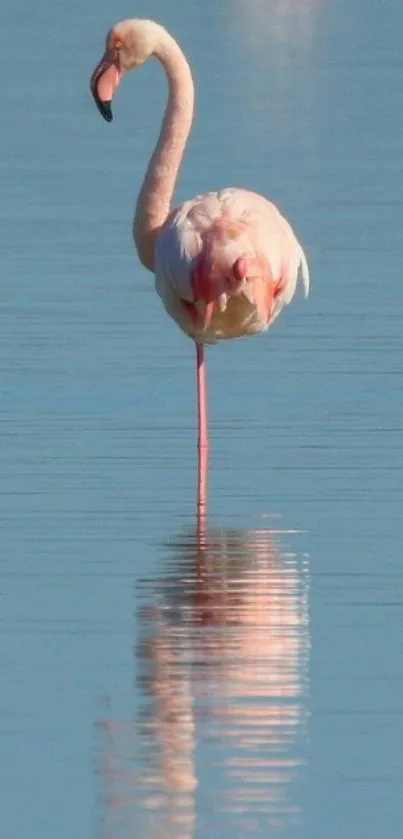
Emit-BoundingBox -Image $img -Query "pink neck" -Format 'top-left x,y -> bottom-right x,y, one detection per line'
133,33 -> 194,270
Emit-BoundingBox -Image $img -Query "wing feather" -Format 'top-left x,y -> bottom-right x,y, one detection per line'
154,188 -> 309,335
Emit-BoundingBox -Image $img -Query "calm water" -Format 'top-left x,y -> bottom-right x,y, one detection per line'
1,0 -> 403,837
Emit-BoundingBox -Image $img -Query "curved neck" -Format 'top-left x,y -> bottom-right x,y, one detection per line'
133,33 -> 194,270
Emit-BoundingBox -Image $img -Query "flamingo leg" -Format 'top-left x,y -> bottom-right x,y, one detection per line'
196,342 -> 208,523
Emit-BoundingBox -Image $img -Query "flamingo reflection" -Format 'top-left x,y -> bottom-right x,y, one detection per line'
97,519 -> 310,838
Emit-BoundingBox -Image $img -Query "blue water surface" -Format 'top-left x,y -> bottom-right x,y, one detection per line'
1,1 -> 403,837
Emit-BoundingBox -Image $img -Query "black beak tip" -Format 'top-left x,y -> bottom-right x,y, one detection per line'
99,100 -> 113,123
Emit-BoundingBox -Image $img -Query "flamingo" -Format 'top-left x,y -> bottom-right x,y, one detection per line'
90,18 -> 309,518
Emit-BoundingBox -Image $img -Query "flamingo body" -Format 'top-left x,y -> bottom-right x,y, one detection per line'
155,188 -> 309,344
89,19 -> 310,518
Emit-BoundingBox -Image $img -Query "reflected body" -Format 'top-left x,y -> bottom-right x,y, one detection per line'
97,522 -> 310,838
90,18 -> 309,515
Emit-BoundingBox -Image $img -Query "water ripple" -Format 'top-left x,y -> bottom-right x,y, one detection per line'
97,525 -> 310,838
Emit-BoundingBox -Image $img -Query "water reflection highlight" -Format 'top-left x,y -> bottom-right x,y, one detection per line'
98,522 -> 310,838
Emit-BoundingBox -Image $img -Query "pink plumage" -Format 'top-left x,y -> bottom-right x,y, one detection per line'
155,187 -> 309,344
90,19 -> 310,520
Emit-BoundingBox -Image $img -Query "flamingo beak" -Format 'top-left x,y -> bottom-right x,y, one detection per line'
90,50 -> 122,122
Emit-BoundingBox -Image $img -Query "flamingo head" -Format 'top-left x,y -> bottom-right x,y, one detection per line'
90,19 -> 163,123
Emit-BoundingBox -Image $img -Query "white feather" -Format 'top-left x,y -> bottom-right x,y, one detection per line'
154,188 -> 309,342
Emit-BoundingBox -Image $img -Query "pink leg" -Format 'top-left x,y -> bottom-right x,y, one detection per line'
196,342 -> 208,524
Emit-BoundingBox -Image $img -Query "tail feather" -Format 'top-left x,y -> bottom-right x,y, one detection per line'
299,246 -> 310,298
